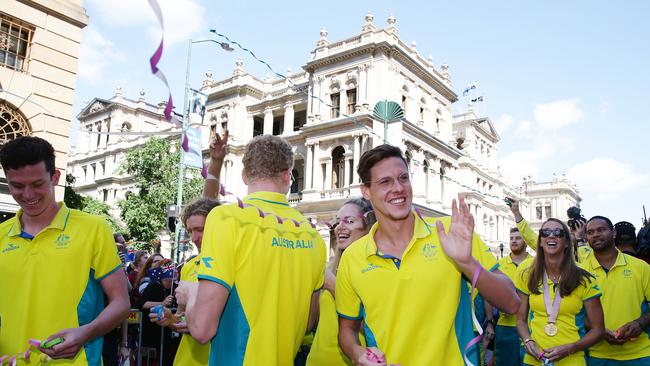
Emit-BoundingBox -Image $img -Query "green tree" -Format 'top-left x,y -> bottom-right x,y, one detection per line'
64,173 -> 124,233
118,137 -> 203,242
64,174 -> 84,209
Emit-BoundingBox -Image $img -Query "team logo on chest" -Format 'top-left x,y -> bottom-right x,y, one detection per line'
422,243 -> 438,261
2,243 -> 19,253
623,268 -> 632,278
55,233 -> 71,249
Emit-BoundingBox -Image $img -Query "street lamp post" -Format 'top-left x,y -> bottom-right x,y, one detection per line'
172,37 -> 233,264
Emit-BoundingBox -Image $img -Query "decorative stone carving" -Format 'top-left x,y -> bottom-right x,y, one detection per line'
317,27 -> 329,47
361,11 -> 376,32
89,101 -> 105,113
233,60 -> 245,76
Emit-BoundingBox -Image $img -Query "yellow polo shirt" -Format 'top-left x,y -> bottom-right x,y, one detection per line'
306,290 -> 355,366
174,256 -> 210,365
497,253 -> 532,327
335,213 -> 498,365
0,203 -> 121,365
582,251 -> 650,360
198,191 -> 326,366
515,263 -> 601,366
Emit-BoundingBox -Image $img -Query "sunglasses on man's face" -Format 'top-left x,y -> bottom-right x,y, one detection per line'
540,228 -> 566,238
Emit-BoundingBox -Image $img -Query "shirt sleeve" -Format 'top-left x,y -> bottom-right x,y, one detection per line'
514,265 -> 530,296
197,207 -> 236,291
92,216 -> 122,281
581,277 -> 602,302
516,218 -> 539,250
314,236 -> 326,291
335,251 -> 362,320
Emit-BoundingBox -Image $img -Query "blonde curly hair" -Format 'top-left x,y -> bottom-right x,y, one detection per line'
243,135 -> 293,181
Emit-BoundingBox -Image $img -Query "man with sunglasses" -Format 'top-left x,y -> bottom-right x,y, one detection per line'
581,216 -> 650,365
335,144 -> 520,366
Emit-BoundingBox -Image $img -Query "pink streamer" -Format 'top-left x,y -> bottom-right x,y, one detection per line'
147,0 -> 181,127
218,184 -> 320,229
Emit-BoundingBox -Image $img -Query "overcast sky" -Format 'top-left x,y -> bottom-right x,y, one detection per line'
72,0 -> 650,226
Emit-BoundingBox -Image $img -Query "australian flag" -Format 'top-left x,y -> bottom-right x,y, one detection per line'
462,82 -> 478,96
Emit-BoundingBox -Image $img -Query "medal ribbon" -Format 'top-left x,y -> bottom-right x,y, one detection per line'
542,271 -> 562,325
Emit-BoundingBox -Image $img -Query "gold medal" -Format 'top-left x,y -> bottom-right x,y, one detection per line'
544,323 -> 558,337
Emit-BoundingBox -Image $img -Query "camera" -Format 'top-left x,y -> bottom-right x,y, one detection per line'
566,206 -> 586,230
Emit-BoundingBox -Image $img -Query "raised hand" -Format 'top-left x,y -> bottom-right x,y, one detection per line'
436,194 -> 474,266
209,130 -> 229,162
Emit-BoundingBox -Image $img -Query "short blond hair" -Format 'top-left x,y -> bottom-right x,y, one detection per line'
243,135 -> 293,181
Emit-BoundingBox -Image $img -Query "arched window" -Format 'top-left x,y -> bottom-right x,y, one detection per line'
0,101 -> 31,144
332,146 -> 345,189
536,204 -> 543,220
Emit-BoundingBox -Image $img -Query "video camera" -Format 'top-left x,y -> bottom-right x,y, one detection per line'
566,206 -> 586,230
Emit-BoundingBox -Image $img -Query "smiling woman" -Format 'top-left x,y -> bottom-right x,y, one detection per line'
515,218 -> 605,365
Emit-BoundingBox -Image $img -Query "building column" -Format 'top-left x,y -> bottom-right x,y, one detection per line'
312,143 -> 322,190
358,64 -> 367,107
314,76 -> 323,119
263,108 -> 273,135
283,103 -> 294,134
99,120 -> 108,149
340,86 -> 348,116
305,143 -> 313,189
343,154 -> 352,188
352,135 -> 361,184
85,124 -> 93,153
325,158 -> 333,191
433,157 -> 442,203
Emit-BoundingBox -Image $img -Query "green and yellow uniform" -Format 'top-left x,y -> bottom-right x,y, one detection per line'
583,251 -> 650,363
335,213 -> 498,365
0,203 -> 121,365
198,191 -> 326,366
494,253 -> 532,366
174,256 -> 210,365
515,263 -> 601,366
306,290 -> 355,366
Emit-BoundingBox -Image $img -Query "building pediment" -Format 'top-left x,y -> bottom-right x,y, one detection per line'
471,117 -> 500,142
77,98 -> 112,119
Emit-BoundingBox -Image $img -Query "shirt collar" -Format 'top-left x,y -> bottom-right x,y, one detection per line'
585,248 -> 627,270
244,191 -> 290,206
8,202 -> 70,237
364,210 -> 430,258
506,253 -> 532,265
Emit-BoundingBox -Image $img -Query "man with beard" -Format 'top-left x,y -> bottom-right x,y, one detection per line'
583,215 -> 650,365
485,227 -> 532,366
335,144 -> 520,366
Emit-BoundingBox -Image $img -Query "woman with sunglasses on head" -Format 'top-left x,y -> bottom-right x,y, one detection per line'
515,218 -> 604,365
305,198 -> 375,366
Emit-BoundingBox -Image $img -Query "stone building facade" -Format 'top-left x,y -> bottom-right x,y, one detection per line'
0,0 -> 88,220
69,13 -> 581,256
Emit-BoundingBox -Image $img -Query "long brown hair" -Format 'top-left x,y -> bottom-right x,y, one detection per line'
525,218 -> 592,297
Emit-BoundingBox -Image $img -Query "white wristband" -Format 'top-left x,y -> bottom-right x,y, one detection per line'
206,173 -> 219,181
